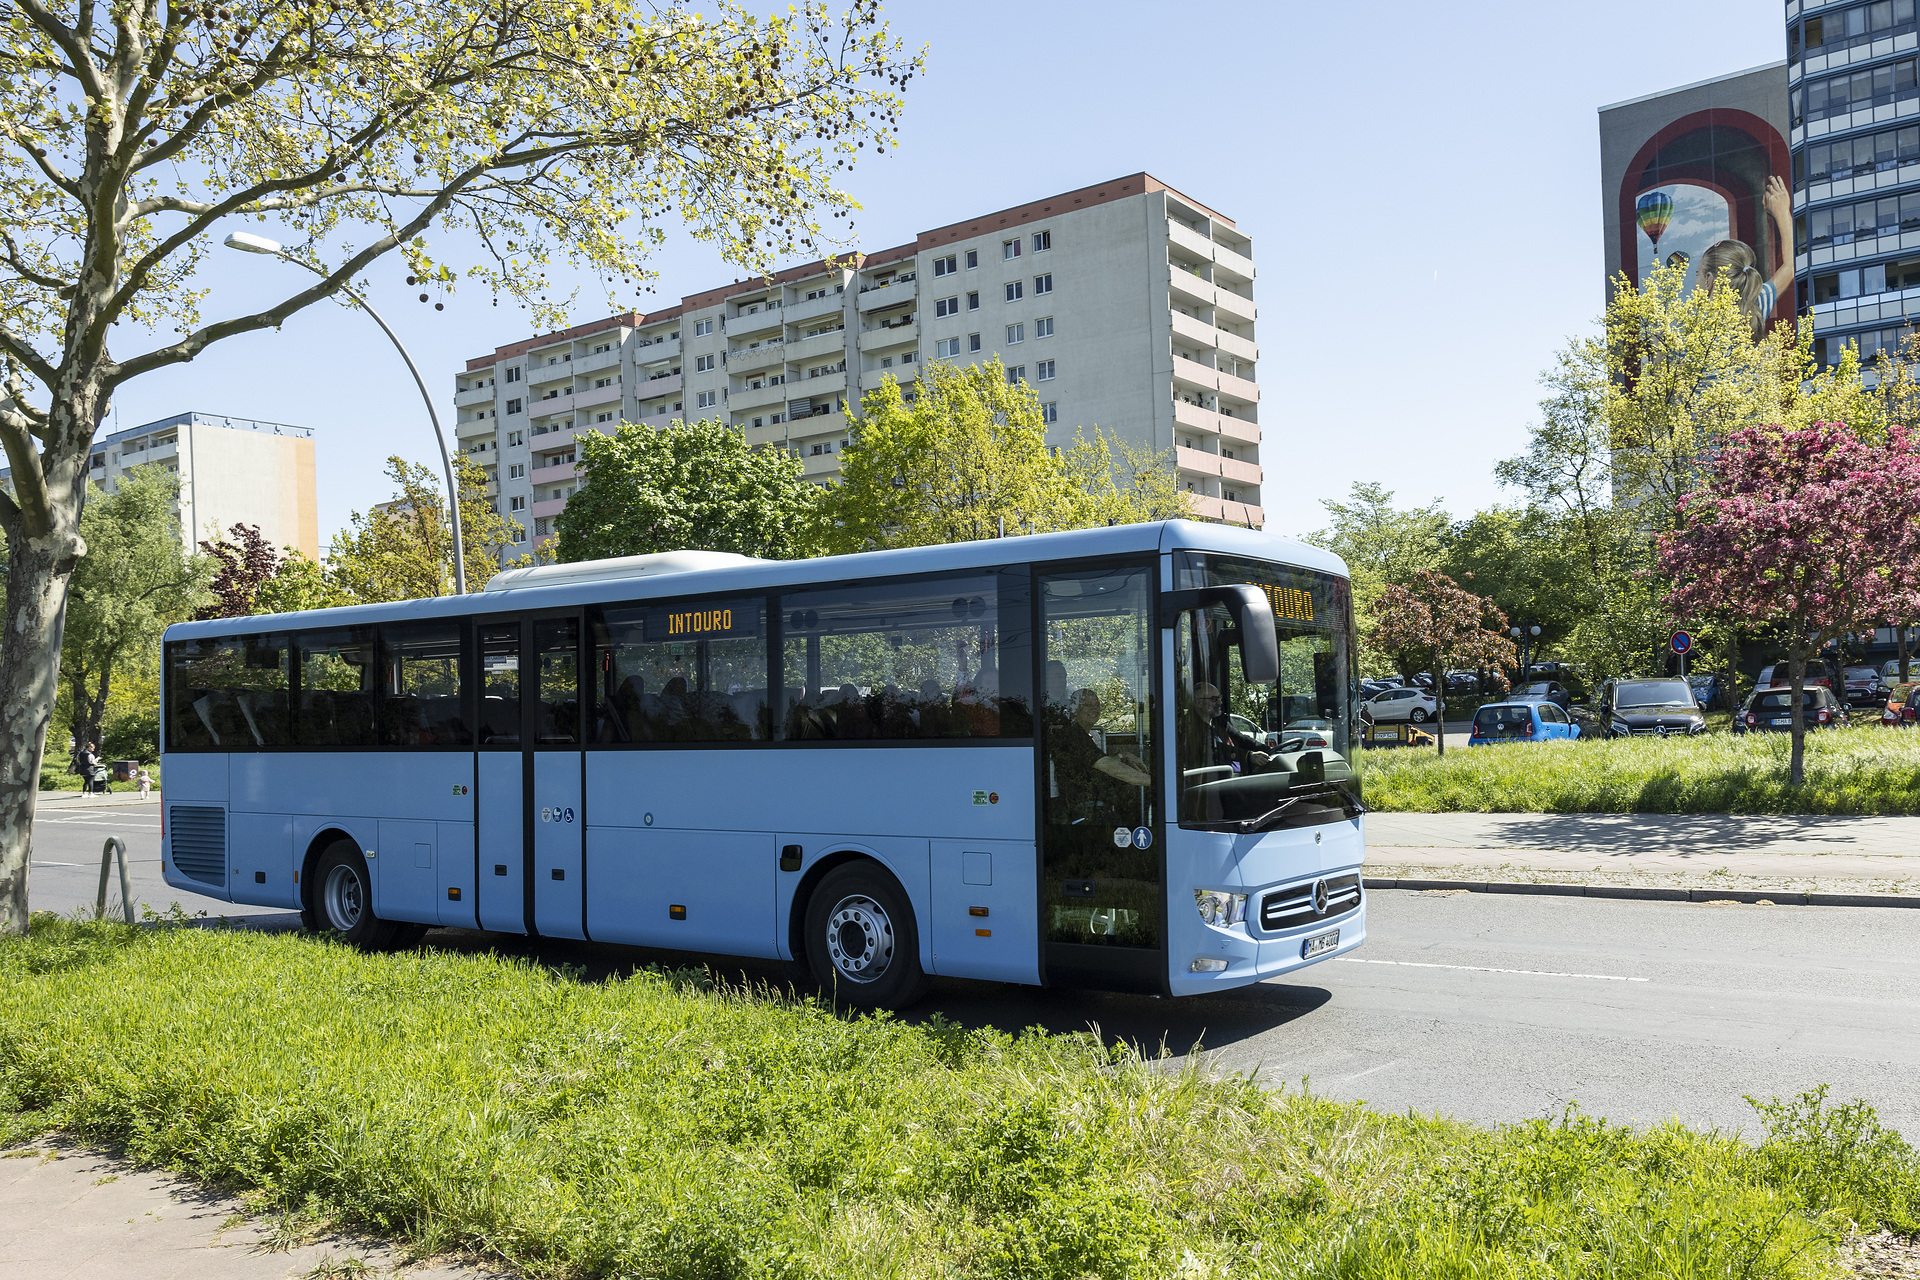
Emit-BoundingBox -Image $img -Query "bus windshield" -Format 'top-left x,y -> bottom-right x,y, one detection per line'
1172,553 -> 1360,832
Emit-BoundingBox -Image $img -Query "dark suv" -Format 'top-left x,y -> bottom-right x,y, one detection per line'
1740,686 -> 1850,733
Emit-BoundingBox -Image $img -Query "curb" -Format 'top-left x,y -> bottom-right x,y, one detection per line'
1364,876 -> 1920,909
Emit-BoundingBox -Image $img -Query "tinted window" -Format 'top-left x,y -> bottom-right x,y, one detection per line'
591,598 -> 770,742
1614,680 -> 1693,708
534,617 -> 580,744
1474,705 -> 1532,732
297,628 -> 377,747
165,635 -> 292,750
478,622 -> 521,745
778,571 -> 1031,740
379,621 -> 469,746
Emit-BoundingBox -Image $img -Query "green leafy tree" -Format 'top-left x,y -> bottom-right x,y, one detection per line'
1302,481 -> 1450,677
0,0 -> 918,931
257,549 -> 353,615
1441,507 -> 1587,662
554,419 -> 825,562
329,457 -> 521,602
59,467 -> 209,762
828,360 -> 1182,553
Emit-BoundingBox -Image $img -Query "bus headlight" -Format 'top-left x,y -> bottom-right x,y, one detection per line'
1189,957 -> 1230,973
1194,889 -> 1247,927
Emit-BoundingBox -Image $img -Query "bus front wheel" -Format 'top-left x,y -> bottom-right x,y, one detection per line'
310,841 -> 404,950
803,862 -> 928,1010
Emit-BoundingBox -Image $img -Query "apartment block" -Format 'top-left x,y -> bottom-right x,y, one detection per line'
456,172 -> 1263,549
2,411 -> 319,558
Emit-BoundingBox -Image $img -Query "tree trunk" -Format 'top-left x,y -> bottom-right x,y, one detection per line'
1723,629 -> 1741,714
0,538 -> 82,934
1786,647 -> 1808,788
1432,648 -> 1445,759
1901,622 -> 1912,685
82,664 -> 113,763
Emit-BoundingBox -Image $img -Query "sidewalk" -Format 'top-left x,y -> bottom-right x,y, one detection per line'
0,1142 -> 480,1280
1366,811 -> 1920,899
35,791 -> 159,806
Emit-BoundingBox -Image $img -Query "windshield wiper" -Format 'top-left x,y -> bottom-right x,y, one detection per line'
1236,782 -> 1367,833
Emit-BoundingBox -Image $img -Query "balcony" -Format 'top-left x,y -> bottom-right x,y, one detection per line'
1168,268 -> 1212,308
1167,219 -> 1215,261
574,381 -> 622,409
574,347 -> 622,376
729,341 -> 788,376
801,450 -> 845,478
1217,367 -> 1259,404
1172,353 -> 1220,391
1186,493 -> 1264,527
858,318 -> 918,352
796,368 -> 847,398
532,460 -> 578,485
856,277 -> 917,312
1213,287 -> 1256,325
454,385 -> 495,408
784,291 -> 845,325
1213,327 -> 1258,363
730,380 -> 793,413
1169,309 -> 1220,352
1219,454 -> 1262,486
633,335 -> 680,362
456,416 -> 497,439
531,391 -> 575,416
1213,242 -> 1256,283
785,328 -> 849,364
527,358 -> 574,388
788,407 -> 847,437
638,371 -> 682,396
531,497 -> 568,520
729,304 -> 784,338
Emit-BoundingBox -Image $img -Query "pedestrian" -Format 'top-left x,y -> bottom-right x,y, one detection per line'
137,767 -> 151,800
76,741 -> 99,794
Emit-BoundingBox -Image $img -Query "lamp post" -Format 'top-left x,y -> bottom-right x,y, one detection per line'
222,232 -> 466,595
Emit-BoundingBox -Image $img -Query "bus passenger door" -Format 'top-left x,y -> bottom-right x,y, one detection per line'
475,620 -> 526,933
529,614 -> 587,939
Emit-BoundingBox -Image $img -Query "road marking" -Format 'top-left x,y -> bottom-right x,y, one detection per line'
1334,957 -> 1649,983
33,818 -> 157,829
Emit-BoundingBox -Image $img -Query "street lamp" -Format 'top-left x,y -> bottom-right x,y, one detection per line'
222,231 -> 466,595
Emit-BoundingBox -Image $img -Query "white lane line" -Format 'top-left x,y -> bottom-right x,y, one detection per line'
29,861 -> 81,867
33,818 -> 157,829
1335,957 -> 1649,983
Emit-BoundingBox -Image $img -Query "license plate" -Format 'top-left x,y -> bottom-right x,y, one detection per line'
1772,717 -> 1791,725
1301,929 -> 1340,959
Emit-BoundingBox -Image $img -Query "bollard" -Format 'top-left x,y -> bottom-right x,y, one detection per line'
95,836 -> 134,924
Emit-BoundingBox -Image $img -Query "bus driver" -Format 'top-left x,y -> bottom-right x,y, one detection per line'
1189,682 -> 1270,773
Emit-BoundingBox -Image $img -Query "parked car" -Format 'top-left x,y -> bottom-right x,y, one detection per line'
1361,721 -> 1435,749
1469,701 -> 1582,745
1275,718 -> 1335,751
1360,677 -> 1404,698
1444,670 -> 1482,695
1686,672 -> 1727,710
1361,686 -> 1438,724
1509,680 -> 1573,713
1842,665 -> 1885,708
1740,686 -> 1851,733
1883,659 -> 1919,695
1882,682 -> 1920,727
1601,678 -> 1708,738
1755,660 -> 1841,691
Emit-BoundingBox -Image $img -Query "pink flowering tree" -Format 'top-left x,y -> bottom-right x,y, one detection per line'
1659,423 -> 1920,783
1372,570 -> 1517,756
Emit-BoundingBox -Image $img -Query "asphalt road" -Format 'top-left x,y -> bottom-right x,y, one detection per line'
24,803 -> 1920,1135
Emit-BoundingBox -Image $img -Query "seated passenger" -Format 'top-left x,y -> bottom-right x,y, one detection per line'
1074,689 -> 1151,787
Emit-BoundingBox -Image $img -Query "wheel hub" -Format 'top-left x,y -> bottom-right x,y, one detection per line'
323,863 -> 364,932
824,894 -> 894,983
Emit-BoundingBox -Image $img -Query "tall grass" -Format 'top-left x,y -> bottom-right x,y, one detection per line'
1365,730 -> 1920,814
4,919 -> 1918,1278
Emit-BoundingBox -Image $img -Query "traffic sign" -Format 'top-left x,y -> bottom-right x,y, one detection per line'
1670,630 -> 1694,655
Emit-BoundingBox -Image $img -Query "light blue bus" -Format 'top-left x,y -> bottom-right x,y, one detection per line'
160,520 -> 1364,1007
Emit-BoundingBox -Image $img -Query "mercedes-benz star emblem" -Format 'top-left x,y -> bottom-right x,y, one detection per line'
1313,879 -> 1330,914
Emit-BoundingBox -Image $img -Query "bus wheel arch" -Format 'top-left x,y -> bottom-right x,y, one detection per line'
302,830 -> 402,950
790,853 -> 928,1009
299,828 -> 359,931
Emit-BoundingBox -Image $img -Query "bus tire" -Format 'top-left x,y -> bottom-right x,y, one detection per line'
803,862 -> 928,1010
311,841 -> 401,950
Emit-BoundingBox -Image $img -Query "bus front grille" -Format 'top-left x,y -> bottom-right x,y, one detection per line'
168,806 -> 227,887
1260,873 -> 1362,932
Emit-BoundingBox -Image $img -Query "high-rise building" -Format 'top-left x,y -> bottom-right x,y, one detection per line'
1599,62 -> 1793,341
69,411 -> 319,558
1786,2 -> 1920,373
455,173 -> 1263,551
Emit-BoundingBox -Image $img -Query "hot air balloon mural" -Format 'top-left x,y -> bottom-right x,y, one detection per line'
1637,190 -> 1674,257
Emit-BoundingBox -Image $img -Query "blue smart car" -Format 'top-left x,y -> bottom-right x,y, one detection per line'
1468,701 -> 1582,745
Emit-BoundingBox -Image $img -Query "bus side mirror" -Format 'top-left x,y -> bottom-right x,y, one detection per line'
1160,585 -> 1278,686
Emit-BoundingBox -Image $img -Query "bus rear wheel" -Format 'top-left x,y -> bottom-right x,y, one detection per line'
310,841 -> 404,950
803,863 -> 928,1010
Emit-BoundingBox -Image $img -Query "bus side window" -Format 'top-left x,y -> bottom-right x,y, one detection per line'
379,621 -> 470,747
534,617 -> 580,744
478,623 -> 521,745
297,627 -> 378,748
164,635 -> 293,750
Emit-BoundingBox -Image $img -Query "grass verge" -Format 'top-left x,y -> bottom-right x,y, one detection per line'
1364,730 -> 1920,814
4,919 -> 1920,1278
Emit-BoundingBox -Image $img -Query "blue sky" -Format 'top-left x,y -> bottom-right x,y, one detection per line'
104,0 -> 1788,547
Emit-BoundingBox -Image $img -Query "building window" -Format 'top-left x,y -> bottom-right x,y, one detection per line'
1006,365 -> 1026,384
506,398 -> 522,414
902,351 -> 917,363
695,353 -> 715,372
965,249 -> 979,269
1041,401 -> 1059,424
1035,316 -> 1054,338
696,390 -> 717,408
935,296 -> 960,318
693,318 -> 714,336
505,366 -> 521,382
935,337 -> 961,358
933,254 -> 957,277
1004,281 -> 1023,302
967,291 -> 980,311
509,495 -> 526,511
968,332 -> 982,353
1002,238 -> 1022,260
1036,360 -> 1055,381
1792,57 -> 1920,128
1033,230 -> 1051,253
881,356 -> 893,368
506,430 -> 523,446
1006,323 -> 1025,345
508,463 -> 525,479
1033,273 -> 1053,296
